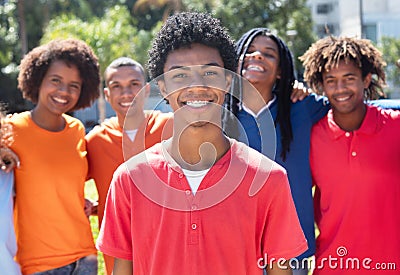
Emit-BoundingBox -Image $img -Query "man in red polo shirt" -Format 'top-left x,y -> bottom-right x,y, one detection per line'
97,12 -> 307,275
301,36 -> 400,274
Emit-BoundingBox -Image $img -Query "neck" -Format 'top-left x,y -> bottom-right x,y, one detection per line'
31,108 -> 65,132
168,124 -> 230,170
333,104 -> 367,132
242,81 -> 273,113
120,110 -> 146,130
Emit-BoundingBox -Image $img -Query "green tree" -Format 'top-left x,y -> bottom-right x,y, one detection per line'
380,36 -> 400,97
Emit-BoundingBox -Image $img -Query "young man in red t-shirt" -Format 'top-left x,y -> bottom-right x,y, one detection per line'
301,36 -> 400,274
97,12 -> 307,275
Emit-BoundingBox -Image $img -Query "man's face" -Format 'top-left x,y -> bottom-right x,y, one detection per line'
104,65 -> 147,120
158,43 -> 231,128
322,60 -> 371,116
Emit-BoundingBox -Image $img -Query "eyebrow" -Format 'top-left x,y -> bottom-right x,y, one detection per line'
48,74 -> 82,85
324,72 -> 357,78
167,62 -> 223,71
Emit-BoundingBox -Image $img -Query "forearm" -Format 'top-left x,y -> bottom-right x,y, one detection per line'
266,260 -> 292,275
113,258 -> 133,275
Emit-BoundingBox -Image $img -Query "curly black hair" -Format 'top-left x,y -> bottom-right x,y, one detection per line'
147,12 -> 237,79
17,38 -> 100,111
300,36 -> 386,99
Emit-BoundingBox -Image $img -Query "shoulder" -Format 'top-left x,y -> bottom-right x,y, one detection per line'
231,140 -> 287,179
85,117 -> 119,140
146,110 -> 173,123
7,111 -> 30,126
372,105 -> 400,124
64,114 -> 84,128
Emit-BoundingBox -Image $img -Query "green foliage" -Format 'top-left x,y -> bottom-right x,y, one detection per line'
0,0 -> 19,68
41,5 -> 153,76
379,36 -> 400,96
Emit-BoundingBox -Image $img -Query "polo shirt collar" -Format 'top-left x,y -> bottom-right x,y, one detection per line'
327,105 -> 380,139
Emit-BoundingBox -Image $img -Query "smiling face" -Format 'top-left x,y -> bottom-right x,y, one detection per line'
241,35 -> 281,89
158,43 -> 231,128
322,60 -> 371,117
36,60 -> 82,116
104,65 -> 147,122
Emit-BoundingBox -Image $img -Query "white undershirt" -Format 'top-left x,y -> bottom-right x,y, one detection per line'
181,168 -> 210,195
124,129 -> 138,141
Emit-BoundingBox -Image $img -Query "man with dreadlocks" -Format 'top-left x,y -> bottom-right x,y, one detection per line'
300,36 -> 400,274
223,27 -> 330,275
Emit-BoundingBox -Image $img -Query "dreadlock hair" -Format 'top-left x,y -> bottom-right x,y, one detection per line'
300,36 -> 386,99
223,28 -> 295,161
147,12 -> 237,80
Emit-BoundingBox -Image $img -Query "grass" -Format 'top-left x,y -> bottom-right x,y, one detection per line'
85,179 -> 105,275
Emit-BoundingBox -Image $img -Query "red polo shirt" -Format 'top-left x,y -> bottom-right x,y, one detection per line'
97,139 -> 307,275
311,106 -> 400,274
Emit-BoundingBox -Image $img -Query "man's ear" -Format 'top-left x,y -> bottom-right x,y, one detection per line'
104,87 -> 110,102
364,73 -> 372,88
225,73 -> 233,92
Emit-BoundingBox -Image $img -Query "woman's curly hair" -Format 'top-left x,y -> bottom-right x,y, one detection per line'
17,38 -> 100,111
147,11 -> 237,79
300,36 -> 386,99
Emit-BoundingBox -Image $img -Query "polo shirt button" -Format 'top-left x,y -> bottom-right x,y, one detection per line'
178,173 -> 184,178
345,132 -> 350,137
191,223 -> 197,230
351,151 -> 357,157
185,190 -> 191,195
191,205 -> 198,210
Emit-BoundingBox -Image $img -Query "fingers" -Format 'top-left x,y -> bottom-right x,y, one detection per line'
291,80 -> 312,103
0,147 -> 20,173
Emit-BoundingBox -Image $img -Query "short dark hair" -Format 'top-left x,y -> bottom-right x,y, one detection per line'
17,38 -> 100,111
300,36 -> 386,99
104,57 -> 146,84
147,11 -> 236,79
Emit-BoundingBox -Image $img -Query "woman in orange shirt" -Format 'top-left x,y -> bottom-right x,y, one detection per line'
8,38 -> 100,275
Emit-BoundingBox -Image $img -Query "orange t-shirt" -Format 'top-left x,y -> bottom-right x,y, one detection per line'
9,111 -> 96,275
85,110 -> 173,275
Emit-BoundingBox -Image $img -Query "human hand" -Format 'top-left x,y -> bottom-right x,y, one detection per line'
291,80 -> 313,103
84,198 -> 98,217
0,147 -> 20,173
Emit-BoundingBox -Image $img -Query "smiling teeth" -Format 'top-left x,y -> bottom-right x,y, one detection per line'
120,102 -> 132,107
247,65 -> 264,72
186,101 -> 209,108
336,96 -> 351,102
53,97 -> 67,104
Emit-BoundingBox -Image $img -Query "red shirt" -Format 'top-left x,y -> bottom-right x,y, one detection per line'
97,140 -> 307,275
311,106 -> 400,274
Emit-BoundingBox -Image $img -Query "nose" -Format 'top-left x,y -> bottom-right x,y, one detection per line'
121,86 -> 135,96
337,79 -> 347,91
246,51 -> 263,60
189,71 -> 206,87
